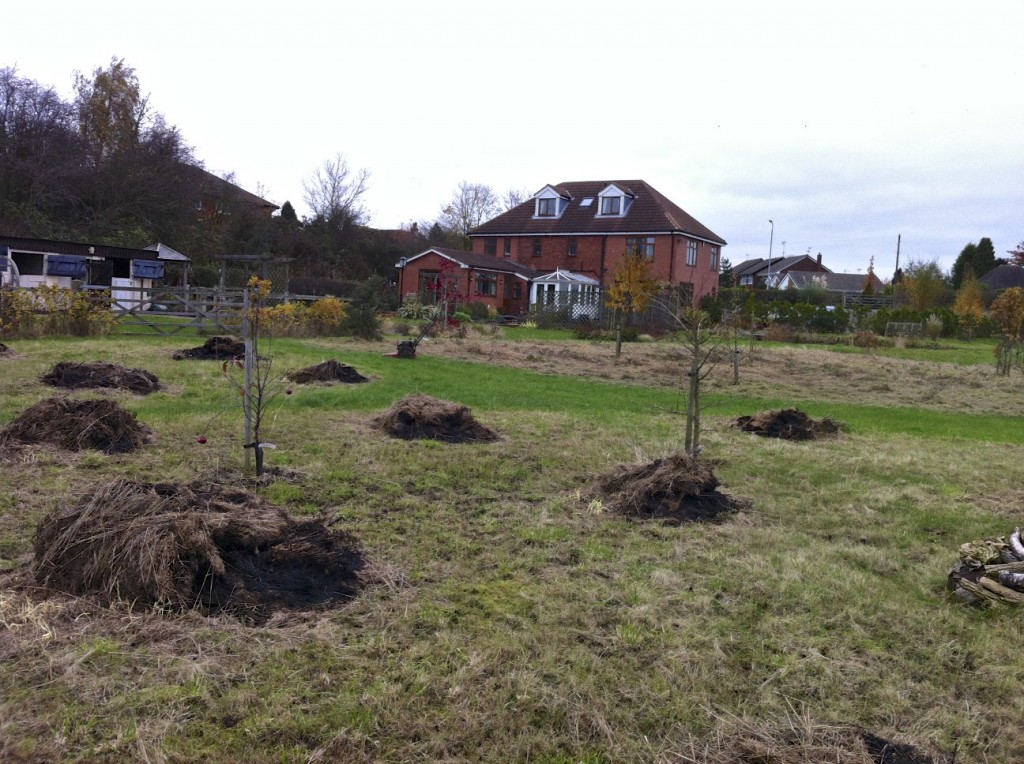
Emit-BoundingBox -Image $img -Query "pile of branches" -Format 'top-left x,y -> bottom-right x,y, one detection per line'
374,393 -> 499,443
0,342 -> 11,356
172,336 -> 245,360
41,361 -> 160,394
288,359 -> 367,385
33,479 -> 364,623
0,397 -> 151,454
732,408 -> 841,440
591,452 -> 739,523
949,527 -> 1024,606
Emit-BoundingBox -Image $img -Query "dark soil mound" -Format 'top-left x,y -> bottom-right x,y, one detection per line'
288,359 -> 368,385
172,335 -> 245,360
593,452 -> 739,522
41,361 -> 160,394
0,397 -> 151,454
861,730 -> 938,764
32,479 -> 364,624
0,342 -> 11,356
732,407 -> 841,440
374,393 -> 500,443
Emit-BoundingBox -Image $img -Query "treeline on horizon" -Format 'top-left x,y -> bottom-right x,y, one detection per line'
0,58 -> 456,294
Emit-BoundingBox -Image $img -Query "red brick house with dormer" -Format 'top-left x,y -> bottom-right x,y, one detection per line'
468,180 -> 726,306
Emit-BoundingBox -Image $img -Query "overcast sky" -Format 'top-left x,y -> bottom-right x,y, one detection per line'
6,0 -> 1023,277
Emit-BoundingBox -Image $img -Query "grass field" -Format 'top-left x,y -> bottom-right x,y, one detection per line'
1,331 -> 1022,762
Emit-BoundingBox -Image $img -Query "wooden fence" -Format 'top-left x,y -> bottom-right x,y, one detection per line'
89,285 -> 322,336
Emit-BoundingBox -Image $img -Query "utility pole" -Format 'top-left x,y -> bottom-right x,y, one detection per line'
893,234 -> 901,281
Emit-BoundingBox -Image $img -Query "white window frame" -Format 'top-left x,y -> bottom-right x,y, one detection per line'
686,241 -> 698,267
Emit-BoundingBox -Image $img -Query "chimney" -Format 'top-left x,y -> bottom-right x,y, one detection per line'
816,253 -> 822,266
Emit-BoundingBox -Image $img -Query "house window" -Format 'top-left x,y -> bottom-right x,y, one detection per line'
484,237 -> 497,256
628,236 -> 655,258
419,271 -> 440,300
476,273 -> 497,297
503,238 -> 511,257
686,241 -> 698,267
600,196 -> 621,215
710,246 -> 719,270
537,198 -> 557,217
504,280 -> 522,299
678,282 -> 695,307
567,237 -> 578,256
532,238 -> 542,257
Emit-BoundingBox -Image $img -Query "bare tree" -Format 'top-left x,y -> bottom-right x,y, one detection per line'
501,186 -> 533,211
653,302 -> 726,455
437,181 -> 501,246
303,153 -> 370,228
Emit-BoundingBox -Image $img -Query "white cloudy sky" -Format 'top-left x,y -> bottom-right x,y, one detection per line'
6,0 -> 1023,277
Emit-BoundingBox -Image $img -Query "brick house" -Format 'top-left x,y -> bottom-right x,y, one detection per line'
396,246 -> 538,315
733,254 -> 829,288
468,180 -> 726,306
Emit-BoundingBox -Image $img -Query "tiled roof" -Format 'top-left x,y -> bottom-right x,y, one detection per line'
979,264 -> 1024,291
404,247 -> 540,280
784,271 -> 879,292
733,255 -> 827,277
470,180 -> 726,245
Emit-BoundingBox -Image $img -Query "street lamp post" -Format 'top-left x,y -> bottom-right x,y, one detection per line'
766,219 -> 774,288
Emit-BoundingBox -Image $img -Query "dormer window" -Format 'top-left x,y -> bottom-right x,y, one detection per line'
537,198 -> 557,217
599,196 -> 621,216
532,185 -> 570,219
596,184 -> 631,217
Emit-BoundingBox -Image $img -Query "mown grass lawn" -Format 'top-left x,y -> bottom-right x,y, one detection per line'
1,332 -> 1022,762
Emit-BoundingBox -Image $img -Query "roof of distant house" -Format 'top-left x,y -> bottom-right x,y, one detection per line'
401,247 -> 541,280
733,255 -> 829,277
979,264 -> 1024,291
783,270 -> 880,292
181,164 -> 278,212
471,180 -> 726,245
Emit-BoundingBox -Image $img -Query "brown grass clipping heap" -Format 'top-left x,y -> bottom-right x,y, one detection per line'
33,479 -> 364,624
374,393 -> 499,443
41,361 -> 160,394
0,397 -> 151,454
592,452 -> 739,523
732,408 -> 840,440
288,359 -> 368,385
948,527 -> 1024,607
172,335 -> 245,360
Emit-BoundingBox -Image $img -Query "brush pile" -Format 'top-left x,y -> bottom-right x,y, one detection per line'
288,359 -> 368,385
41,361 -> 160,394
948,527 -> 1024,606
732,408 -> 841,440
33,479 -> 363,623
0,397 -> 151,454
374,393 -> 499,443
0,342 -> 11,356
172,335 -> 245,360
591,452 -> 739,522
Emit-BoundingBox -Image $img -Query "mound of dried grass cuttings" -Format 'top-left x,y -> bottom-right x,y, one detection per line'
41,360 -> 160,394
592,452 -> 739,522
0,397 -> 151,454
172,335 -> 245,360
732,408 -> 841,440
374,393 -> 499,443
288,359 -> 368,385
33,479 -> 364,623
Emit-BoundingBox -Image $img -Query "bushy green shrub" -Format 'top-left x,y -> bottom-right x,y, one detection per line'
464,301 -> 491,321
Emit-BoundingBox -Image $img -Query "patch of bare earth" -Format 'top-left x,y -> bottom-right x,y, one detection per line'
408,339 -> 1019,416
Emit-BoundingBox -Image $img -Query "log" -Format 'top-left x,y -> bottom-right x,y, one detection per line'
1011,528 -> 1024,561
978,576 -> 1024,604
997,570 -> 1024,591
